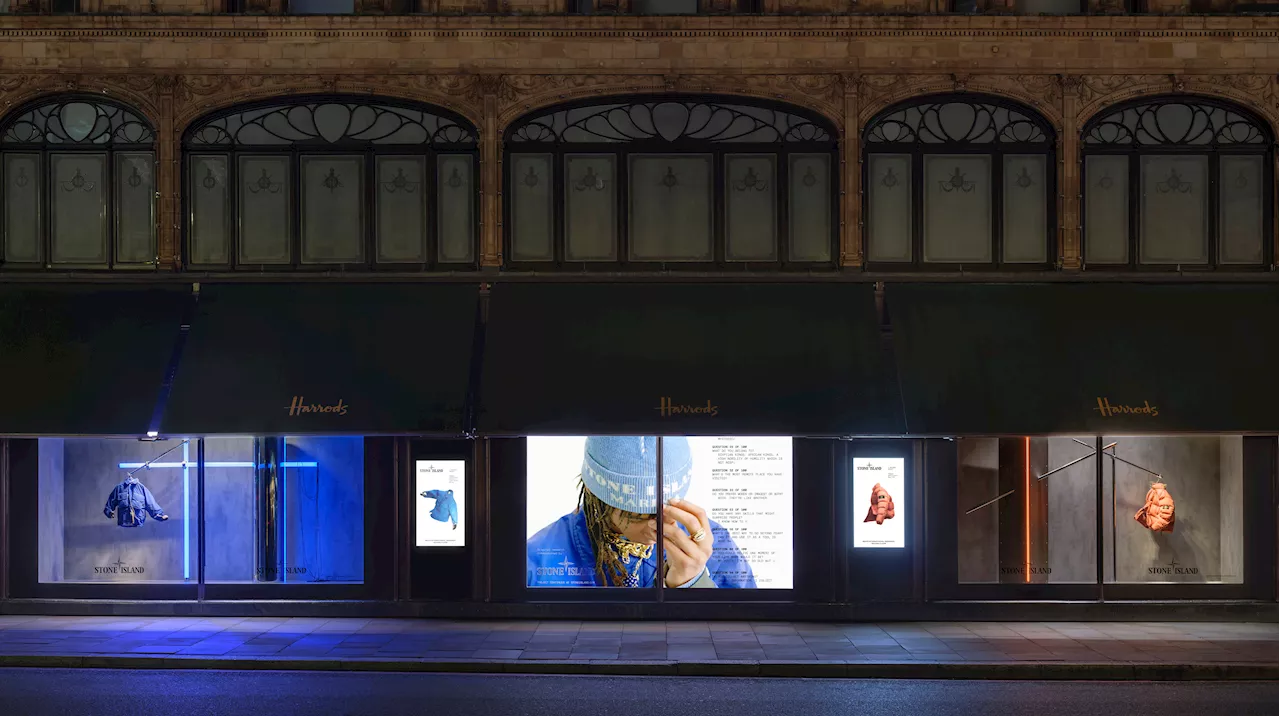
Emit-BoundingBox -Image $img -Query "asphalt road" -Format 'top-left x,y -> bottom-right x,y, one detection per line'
0,668 -> 1275,716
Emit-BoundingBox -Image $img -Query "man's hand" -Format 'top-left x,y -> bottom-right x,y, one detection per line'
661,498 -> 714,587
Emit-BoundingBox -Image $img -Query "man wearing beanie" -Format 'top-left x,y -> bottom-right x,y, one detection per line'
527,436 -> 756,589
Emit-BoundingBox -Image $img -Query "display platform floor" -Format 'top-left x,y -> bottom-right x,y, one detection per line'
0,616 -> 1274,679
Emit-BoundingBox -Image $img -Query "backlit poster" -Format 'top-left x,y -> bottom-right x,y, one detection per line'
853,457 -> 905,548
526,436 -> 792,589
415,460 -> 465,547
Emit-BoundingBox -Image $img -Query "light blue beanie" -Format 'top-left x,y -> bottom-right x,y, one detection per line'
582,436 -> 693,514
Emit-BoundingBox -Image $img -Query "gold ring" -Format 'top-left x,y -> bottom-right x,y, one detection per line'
691,530 -> 707,543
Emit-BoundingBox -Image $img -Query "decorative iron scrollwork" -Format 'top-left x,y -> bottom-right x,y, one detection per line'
2,99 -> 154,146
508,99 -> 834,145
866,99 -> 1051,146
187,99 -> 477,148
1083,98 -> 1267,147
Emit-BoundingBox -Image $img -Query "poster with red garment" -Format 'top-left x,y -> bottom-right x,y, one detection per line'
853,457 -> 905,549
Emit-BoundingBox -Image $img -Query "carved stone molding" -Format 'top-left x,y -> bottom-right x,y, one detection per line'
0,74 -> 164,129
172,74 -> 486,131
1073,74 -> 1279,127
856,74 -> 1064,129
494,74 -> 844,130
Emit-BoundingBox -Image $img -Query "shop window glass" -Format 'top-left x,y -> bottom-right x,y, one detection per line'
375,156 -> 428,263
924,154 -> 992,263
3,153 -> 41,264
114,152 -> 155,265
1218,155 -> 1265,265
564,154 -> 617,262
526,436 -> 793,590
629,155 -> 713,261
1139,155 -> 1208,265
634,0 -> 698,12
788,153 -> 832,263
866,154 -> 912,263
38,438 -> 194,584
301,155 -> 364,264
238,155 -> 292,265
203,436 -> 364,585
509,153 -> 555,262
50,153 -> 108,265
956,437 -> 1097,584
725,154 -> 777,261
1016,0 -> 1081,11
1102,436 -> 1244,585
290,0 -> 355,12
1084,155 -> 1129,264
437,154 -> 475,264
1002,154 -> 1048,264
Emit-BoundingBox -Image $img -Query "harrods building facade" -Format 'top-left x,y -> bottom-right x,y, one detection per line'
0,2 -> 1275,618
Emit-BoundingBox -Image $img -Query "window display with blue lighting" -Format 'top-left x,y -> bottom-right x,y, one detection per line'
37,436 -> 363,586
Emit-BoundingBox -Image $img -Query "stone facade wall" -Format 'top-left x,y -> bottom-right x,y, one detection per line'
0,15 -> 1274,269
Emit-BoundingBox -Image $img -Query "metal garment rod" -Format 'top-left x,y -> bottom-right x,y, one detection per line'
1070,438 -> 1163,480
127,440 -> 191,479
1036,442 -> 1118,482
965,489 -> 1017,515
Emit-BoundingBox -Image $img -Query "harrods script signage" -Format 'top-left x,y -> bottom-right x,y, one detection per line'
284,396 -> 349,417
655,397 -> 719,418
1094,397 -> 1159,418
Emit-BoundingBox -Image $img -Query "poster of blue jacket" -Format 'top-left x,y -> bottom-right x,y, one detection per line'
416,459 -> 465,547
526,436 -> 793,589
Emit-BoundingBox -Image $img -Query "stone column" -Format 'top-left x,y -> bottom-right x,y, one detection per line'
156,75 -> 180,270
480,82 -> 502,268
841,74 -> 862,269
1059,75 -> 1081,270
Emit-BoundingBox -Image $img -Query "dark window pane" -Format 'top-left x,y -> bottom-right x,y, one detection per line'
1083,155 -> 1128,264
437,154 -> 475,263
788,154 -> 832,263
115,152 -> 155,265
1002,154 -> 1048,264
923,154 -> 991,264
564,154 -> 617,262
1218,155 -> 1266,265
188,154 -> 231,266
725,154 -> 777,262
237,155 -> 292,265
1140,155 -> 1208,265
629,155 -> 713,262
301,155 -> 364,264
510,153 -> 555,262
866,154 -> 912,263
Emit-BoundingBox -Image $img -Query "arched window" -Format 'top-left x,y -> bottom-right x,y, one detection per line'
504,96 -> 838,269
184,97 -> 478,270
863,96 -> 1056,270
1,97 -> 156,269
1082,97 -> 1273,269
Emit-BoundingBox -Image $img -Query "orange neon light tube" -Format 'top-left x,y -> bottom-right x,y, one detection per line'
1024,437 -> 1031,584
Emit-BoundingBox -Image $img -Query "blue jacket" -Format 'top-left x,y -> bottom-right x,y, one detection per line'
422,489 -> 459,526
103,478 -> 167,528
526,510 -> 757,588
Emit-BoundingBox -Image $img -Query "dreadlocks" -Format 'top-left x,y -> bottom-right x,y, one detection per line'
578,478 -> 654,587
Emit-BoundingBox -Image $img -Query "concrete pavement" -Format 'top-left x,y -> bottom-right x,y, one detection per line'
0,616 -> 1274,680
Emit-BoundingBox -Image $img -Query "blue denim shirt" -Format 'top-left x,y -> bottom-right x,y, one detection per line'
103,478 -> 167,528
526,510 -> 757,589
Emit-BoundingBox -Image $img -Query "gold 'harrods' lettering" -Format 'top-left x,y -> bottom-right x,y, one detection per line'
655,397 -> 719,418
1094,397 -> 1159,418
286,396 -> 349,417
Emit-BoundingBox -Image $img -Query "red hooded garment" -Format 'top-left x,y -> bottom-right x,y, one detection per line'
864,483 -> 896,525
1135,482 -> 1175,533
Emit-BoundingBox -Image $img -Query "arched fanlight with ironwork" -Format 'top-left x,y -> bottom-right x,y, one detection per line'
504,96 -> 838,268
1,97 -> 157,269
862,95 -> 1056,270
182,97 -> 479,270
1081,96 -> 1273,269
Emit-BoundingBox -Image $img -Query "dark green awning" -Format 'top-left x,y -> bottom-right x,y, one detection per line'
478,283 -> 903,436
0,285 -> 189,436
887,283 -> 1278,435
162,283 -> 479,436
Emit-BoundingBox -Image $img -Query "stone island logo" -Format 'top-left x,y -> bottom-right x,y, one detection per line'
95,558 -> 145,575
256,566 -> 309,580
534,557 -> 592,578
285,396 -> 349,417
655,397 -> 719,418
1094,397 -> 1159,418
1000,566 -> 1053,576
1148,557 -> 1198,576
